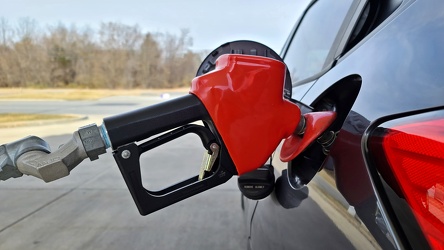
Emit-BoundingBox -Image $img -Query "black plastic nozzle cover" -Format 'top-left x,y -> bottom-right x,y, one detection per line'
103,94 -> 209,149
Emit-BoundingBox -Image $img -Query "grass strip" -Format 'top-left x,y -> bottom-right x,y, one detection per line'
0,113 -> 76,124
0,88 -> 188,100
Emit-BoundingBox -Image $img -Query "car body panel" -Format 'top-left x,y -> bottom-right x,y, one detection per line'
244,0 -> 444,249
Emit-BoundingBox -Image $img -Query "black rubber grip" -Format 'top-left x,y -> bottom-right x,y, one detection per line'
103,94 -> 209,149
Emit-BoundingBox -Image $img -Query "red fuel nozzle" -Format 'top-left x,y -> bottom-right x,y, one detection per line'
106,54 -> 304,215
107,53 -> 312,216
190,54 -> 301,175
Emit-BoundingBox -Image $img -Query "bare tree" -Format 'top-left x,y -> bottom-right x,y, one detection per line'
0,18 -> 14,86
161,29 -> 197,87
15,17 -> 39,43
98,22 -> 143,88
0,17 -> 14,46
44,23 -> 84,86
11,18 -> 47,86
0,19 -> 201,89
136,33 -> 164,88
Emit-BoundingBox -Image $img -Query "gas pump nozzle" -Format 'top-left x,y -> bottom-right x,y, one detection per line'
104,54 -> 303,215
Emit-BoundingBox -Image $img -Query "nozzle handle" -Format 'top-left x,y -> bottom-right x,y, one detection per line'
113,124 -> 234,215
103,94 -> 209,149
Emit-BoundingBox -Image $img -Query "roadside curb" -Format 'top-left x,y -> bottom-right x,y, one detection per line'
0,114 -> 89,129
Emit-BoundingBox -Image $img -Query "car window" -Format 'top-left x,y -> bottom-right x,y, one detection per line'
284,0 -> 355,85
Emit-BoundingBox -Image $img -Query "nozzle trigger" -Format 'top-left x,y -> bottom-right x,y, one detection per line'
113,124 -> 235,216
199,143 -> 220,180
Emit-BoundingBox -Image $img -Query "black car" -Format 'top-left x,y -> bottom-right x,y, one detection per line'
1,0 -> 443,249
242,0 -> 444,249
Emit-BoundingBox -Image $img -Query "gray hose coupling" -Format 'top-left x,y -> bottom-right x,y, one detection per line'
78,124 -> 107,161
18,124 -> 108,182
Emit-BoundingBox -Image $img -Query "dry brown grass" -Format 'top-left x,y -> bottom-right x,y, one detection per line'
0,88 -> 189,100
0,113 -> 75,123
0,113 -> 79,128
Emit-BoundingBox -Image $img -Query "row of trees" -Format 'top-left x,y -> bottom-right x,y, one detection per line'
0,18 -> 203,88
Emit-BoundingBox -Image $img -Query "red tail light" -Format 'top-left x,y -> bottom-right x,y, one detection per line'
371,118 -> 444,249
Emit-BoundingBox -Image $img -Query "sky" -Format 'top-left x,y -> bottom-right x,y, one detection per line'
0,0 -> 310,53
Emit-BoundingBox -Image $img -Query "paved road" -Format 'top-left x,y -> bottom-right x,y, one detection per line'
0,95 -> 247,250
0,94 -> 184,116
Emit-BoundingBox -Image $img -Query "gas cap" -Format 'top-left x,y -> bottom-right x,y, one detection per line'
237,164 -> 275,200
